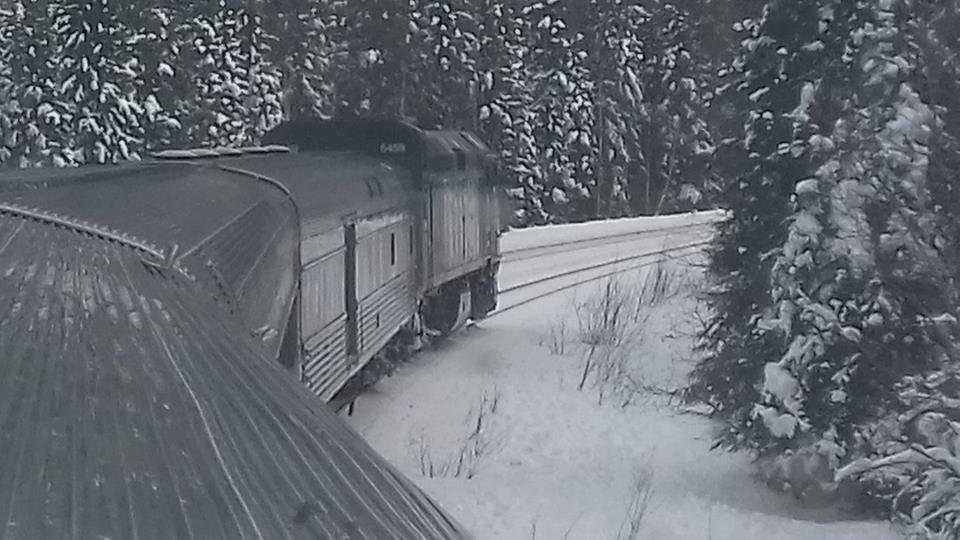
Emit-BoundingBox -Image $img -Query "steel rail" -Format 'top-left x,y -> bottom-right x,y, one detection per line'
501,221 -> 715,263
491,240 -> 710,317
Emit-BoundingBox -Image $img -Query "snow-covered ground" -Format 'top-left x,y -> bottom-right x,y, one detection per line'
343,213 -> 899,540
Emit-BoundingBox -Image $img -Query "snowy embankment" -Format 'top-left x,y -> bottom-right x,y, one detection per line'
343,212 -> 898,540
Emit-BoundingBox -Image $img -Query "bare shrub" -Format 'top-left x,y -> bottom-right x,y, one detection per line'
574,278 -> 639,393
614,467 -> 655,540
414,388 -> 503,479
538,316 -> 568,355
619,374 -> 686,409
636,258 -> 681,307
567,258 -> 680,406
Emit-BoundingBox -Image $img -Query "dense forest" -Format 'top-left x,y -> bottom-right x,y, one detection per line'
3,0 -> 960,537
0,0 -> 740,225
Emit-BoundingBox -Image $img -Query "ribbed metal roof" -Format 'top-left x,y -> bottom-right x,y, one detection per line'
0,208 -> 469,539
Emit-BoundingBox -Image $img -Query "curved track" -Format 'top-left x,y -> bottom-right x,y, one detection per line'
501,221 -> 715,263
493,221 -> 715,316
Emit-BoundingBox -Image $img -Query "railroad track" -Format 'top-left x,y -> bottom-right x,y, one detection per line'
492,234 -> 712,317
501,221 -> 716,263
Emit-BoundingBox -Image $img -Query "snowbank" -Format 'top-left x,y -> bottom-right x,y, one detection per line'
344,216 -> 896,540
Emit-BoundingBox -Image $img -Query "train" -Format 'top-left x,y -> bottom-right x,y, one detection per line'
166,118 -> 507,403
0,117 -> 506,538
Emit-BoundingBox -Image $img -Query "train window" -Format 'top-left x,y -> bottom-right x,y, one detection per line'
408,225 -> 414,254
390,232 -> 396,266
454,149 -> 466,170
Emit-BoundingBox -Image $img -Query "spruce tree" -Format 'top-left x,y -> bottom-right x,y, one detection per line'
690,1 -> 960,509
475,0 -> 544,225
522,0 -> 594,222
180,1 -> 282,147
1,0 -> 76,166
688,0 -> 870,453
53,0 -> 148,163
836,3 -> 960,534
329,0 -> 419,118
266,0 -> 336,121
579,0 -> 647,219
411,0 -> 479,128
626,1 -> 714,216
0,4 -> 17,165
128,3 -> 192,150
917,0 -> 960,286
233,1 -> 283,140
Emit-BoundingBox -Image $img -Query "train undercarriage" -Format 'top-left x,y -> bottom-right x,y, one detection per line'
421,261 -> 499,336
331,261 -> 500,412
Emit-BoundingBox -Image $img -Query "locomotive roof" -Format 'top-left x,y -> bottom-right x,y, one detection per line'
0,207 -> 468,538
263,118 -> 497,177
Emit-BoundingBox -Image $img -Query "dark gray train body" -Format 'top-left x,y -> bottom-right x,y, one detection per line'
0,118 -> 504,538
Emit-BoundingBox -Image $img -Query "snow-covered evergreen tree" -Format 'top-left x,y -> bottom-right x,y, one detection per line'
762,0 -> 954,463
833,3 -> 960,535
475,0 -> 544,225
838,364 -> 960,538
129,2 -> 190,149
234,2 -> 283,139
690,0 -> 863,454
411,0 -> 479,129
579,0 -> 647,219
180,1 -> 282,147
329,0 -> 420,118
917,0 -> 960,289
690,1 -> 960,515
626,0 -> 715,216
264,0 -> 336,121
522,0 -> 595,222
0,4 -> 17,165
0,0 -> 77,166
52,0 -> 149,163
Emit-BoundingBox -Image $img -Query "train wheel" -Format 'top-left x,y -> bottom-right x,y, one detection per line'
470,273 -> 497,320
422,281 -> 471,337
